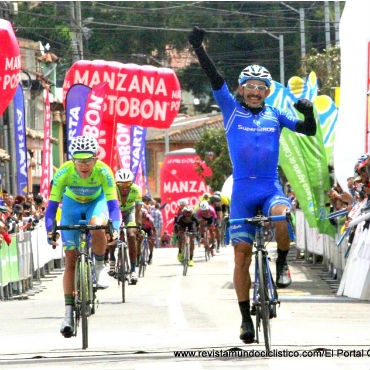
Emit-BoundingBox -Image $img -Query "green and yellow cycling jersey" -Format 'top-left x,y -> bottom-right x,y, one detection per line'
49,160 -> 117,203
117,183 -> 142,212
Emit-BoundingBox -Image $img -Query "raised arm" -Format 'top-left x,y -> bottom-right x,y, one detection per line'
294,99 -> 317,136
188,26 -> 225,91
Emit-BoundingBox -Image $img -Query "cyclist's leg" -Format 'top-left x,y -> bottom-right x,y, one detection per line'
60,196 -> 81,336
87,194 -> 110,289
147,230 -> 155,264
177,229 -> 185,261
230,179 -> 260,343
263,182 -> 292,288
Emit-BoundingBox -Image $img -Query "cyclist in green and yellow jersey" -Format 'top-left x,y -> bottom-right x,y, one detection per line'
110,168 -> 142,284
45,135 -> 121,338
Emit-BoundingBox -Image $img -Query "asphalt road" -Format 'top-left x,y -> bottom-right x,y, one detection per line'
0,244 -> 369,369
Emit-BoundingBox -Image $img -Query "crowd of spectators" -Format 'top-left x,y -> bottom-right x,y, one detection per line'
0,191 -> 46,244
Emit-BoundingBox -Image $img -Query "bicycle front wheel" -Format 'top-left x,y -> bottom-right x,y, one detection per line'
257,250 -> 271,352
79,254 -> 89,349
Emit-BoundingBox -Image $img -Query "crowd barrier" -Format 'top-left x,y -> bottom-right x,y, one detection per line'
337,219 -> 370,300
0,222 -> 63,300
295,209 -> 370,301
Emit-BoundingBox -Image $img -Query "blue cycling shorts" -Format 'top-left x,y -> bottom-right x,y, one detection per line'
61,193 -> 109,250
230,178 -> 291,245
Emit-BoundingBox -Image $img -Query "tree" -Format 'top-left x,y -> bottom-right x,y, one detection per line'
299,46 -> 341,98
195,128 -> 232,191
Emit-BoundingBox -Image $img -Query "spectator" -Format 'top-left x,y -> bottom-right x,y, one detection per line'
160,230 -> 171,248
151,203 -> 163,248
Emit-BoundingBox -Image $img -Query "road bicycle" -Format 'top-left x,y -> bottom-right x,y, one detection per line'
51,214 -> 113,350
230,209 -> 294,352
138,230 -> 150,278
115,224 -> 135,303
181,229 -> 197,276
201,223 -> 213,261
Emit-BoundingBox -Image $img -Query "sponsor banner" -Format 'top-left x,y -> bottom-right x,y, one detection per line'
13,84 -> 28,195
40,87 -> 52,203
63,60 -> 181,168
160,152 -> 212,234
130,125 -> 147,180
0,20 -> 21,117
266,81 -> 335,237
82,82 -> 107,160
116,123 -> 131,170
65,84 -> 91,159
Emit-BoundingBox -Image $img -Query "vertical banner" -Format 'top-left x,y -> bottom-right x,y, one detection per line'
81,82 -> 107,160
366,41 -> 370,152
116,123 -> 131,170
141,143 -> 150,196
65,84 -> 91,159
40,87 -> 51,202
130,125 -> 147,180
266,81 -> 335,237
13,84 -> 28,195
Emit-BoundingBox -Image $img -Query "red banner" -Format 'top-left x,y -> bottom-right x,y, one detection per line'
160,150 -> 212,234
40,87 -> 51,202
0,20 -> 21,117
63,60 -> 181,168
81,82 -> 107,160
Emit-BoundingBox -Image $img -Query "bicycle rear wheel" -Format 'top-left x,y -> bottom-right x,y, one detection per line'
138,239 -> 148,278
182,239 -> 190,276
257,250 -> 271,352
117,241 -> 128,303
204,231 -> 210,261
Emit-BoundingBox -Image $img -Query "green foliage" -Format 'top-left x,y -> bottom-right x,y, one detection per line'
195,128 -> 232,191
300,46 -> 341,98
11,1 -> 343,102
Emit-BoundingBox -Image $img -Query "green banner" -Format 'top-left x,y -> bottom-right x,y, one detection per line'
266,80 -> 335,238
0,235 -> 19,285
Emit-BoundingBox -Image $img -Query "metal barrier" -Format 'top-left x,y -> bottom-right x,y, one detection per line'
0,222 -> 63,300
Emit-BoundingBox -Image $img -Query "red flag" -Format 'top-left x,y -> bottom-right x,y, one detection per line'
40,87 -> 51,202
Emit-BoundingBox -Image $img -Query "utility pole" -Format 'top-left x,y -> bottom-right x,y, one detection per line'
264,30 -> 285,85
324,1 -> 331,71
324,1 -> 331,49
281,2 -> 306,60
70,1 -> 83,62
334,1 -> 341,46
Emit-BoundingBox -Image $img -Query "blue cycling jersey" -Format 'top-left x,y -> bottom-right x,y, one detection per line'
213,82 -> 299,181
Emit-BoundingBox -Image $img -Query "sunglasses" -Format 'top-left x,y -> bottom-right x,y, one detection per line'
117,181 -> 133,188
242,82 -> 268,92
73,157 -> 96,165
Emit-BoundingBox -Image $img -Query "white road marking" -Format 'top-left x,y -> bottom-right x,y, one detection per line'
167,275 -> 189,329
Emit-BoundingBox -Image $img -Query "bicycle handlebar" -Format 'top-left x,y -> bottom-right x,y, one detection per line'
50,219 -> 114,249
230,214 -> 287,225
230,213 -> 295,241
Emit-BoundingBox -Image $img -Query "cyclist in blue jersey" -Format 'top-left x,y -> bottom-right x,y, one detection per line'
189,26 -> 316,344
45,135 -> 121,338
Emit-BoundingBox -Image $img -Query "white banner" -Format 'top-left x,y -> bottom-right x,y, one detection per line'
334,0 -> 370,190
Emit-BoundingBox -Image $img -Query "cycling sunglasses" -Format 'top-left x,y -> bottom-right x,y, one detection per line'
117,181 -> 133,188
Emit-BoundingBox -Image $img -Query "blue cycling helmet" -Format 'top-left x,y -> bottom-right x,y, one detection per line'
238,65 -> 272,88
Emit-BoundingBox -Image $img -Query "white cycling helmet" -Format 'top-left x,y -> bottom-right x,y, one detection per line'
115,168 -> 134,182
178,198 -> 189,206
70,135 -> 99,159
199,200 -> 209,211
238,65 -> 272,88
